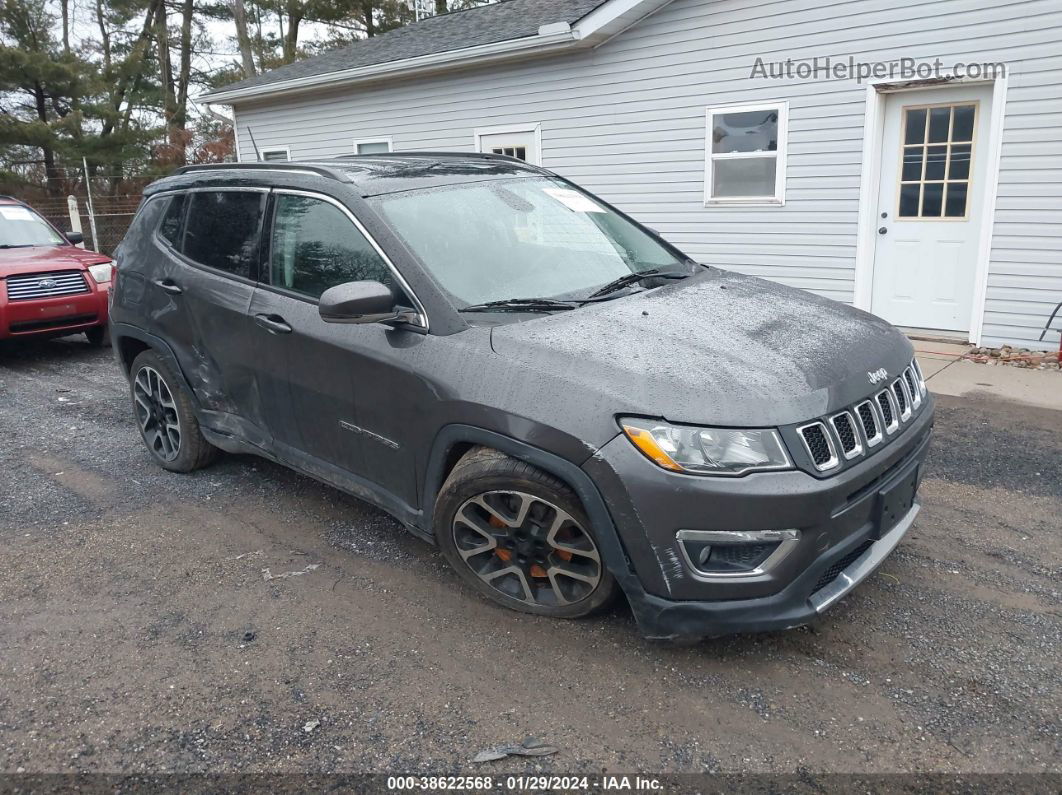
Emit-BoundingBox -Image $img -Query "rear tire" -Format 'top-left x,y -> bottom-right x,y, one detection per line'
129,349 -> 217,473
85,325 -> 110,347
434,446 -> 617,619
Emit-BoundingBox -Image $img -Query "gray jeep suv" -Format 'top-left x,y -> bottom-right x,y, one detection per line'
110,153 -> 933,640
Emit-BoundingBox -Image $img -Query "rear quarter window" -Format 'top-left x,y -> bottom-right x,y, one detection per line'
182,191 -> 265,279
157,194 -> 187,247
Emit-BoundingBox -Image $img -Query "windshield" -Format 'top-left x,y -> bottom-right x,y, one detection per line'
370,177 -> 688,306
0,205 -> 65,248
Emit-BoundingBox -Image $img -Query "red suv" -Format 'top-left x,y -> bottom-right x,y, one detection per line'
0,196 -> 113,344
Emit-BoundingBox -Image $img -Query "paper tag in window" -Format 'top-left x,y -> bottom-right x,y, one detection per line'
0,207 -> 34,221
542,188 -> 605,213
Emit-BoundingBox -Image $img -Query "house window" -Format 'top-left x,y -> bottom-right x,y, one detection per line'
353,138 -> 393,155
260,147 -> 290,162
705,102 -> 788,205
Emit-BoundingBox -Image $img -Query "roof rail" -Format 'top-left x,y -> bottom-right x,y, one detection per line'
172,162 -> 348,180
335,150 -> 536,165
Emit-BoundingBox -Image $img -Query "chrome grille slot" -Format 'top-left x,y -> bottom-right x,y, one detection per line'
903,368 -> 921,409
892,379 -> 912,421
798,422 -> 839,471
876,390 -> 898,434
855,400 -> 883,447
6,270 -> 90,301
912,360 -> 928,396
830,411 -> 863,460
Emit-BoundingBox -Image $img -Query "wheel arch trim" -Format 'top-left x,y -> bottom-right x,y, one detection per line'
111,323 -> 200,408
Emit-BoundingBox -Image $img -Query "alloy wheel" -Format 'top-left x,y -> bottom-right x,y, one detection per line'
452,490 -> 603,608
133,366 -> 182,462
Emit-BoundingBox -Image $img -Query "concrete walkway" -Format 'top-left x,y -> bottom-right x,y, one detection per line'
912,341 -> 1061,411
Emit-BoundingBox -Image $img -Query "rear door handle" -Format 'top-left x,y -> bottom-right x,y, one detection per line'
254,313 -> 292,334
154,278 -> 182,295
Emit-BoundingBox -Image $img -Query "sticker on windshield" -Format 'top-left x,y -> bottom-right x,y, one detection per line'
542,188 -> 606,213
0,207 -> 34,221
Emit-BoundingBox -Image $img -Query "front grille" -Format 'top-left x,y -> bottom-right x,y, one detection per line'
831,412 -> 861,458
812,539 -> 875,594
799,422 -> 836,470
5,270 -> 90,301
903,367 -> 921,408
855,400 -> 882,446
877,391 -> 895,429
892,379 -> 909,418
794,358 -> 924,475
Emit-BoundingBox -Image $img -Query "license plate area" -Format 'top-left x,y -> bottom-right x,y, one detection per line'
875,466 -> 919,538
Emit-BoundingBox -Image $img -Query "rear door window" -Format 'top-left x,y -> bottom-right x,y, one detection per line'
183,191 -> 265,279
267,194 -> 397,299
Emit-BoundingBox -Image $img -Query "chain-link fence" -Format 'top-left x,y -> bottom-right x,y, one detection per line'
6,170 -> 154,256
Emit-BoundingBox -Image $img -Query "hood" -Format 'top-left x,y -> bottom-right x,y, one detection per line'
489,269 -> 914,428
0,245 -> 111,277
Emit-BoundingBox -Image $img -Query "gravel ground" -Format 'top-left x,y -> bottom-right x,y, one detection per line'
0,336 -> 1059,778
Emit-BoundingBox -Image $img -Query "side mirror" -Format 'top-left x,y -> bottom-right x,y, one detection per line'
319,280 -> 405,324
66,231 -> 84,245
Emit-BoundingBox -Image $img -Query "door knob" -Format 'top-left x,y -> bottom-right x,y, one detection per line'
878,226 -> 888,235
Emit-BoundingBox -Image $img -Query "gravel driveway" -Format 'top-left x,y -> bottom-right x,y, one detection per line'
1,337 -> 1059,779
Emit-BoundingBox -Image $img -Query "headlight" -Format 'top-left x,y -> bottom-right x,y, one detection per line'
87,262 -> 113,283
619,418 -> 792,476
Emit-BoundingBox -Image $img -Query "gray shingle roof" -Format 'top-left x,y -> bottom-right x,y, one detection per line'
214,0 -> 608,95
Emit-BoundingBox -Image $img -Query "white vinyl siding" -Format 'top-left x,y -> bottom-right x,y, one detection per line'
232,0 -> 1062,349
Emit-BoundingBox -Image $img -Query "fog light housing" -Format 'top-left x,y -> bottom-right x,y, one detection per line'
676,529 -> 800,579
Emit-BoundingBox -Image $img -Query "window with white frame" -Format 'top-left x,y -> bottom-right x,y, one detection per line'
705,102 -> 788,204
260,147 -> 290,162
353,138 -> 393,155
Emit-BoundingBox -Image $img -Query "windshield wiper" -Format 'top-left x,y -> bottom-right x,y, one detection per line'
459,297 -> 578,313
585,267 -> 690,300
0,244 -> 34,249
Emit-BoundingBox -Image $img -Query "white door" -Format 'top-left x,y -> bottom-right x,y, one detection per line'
475,127 -> 540,165
870,85 -> 992,332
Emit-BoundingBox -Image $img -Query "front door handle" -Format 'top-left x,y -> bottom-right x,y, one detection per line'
154,278 -> 182,295
878,226 -> 888,235
254,313 -> 292,334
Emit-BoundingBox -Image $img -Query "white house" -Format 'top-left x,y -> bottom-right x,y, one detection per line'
202,0 -> 1062,350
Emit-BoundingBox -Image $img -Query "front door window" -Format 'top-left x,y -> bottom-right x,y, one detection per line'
268,194 -> 398,299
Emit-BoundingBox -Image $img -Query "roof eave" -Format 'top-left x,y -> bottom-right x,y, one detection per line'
200,0 -> 674,105
201,28 -> 580,105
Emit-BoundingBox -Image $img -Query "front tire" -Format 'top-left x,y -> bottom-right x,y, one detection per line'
85,325 -> 110,347
434,447 -> 617,619
129,350 -> 217,473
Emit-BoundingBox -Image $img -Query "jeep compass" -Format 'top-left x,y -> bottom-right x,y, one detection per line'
110,154 -> 933,640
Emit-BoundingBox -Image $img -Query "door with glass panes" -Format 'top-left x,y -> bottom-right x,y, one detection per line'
476,128 -> 540,165
870,85 -> 992,332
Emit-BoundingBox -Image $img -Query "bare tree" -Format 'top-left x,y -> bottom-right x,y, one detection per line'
232,0 -> 257,76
